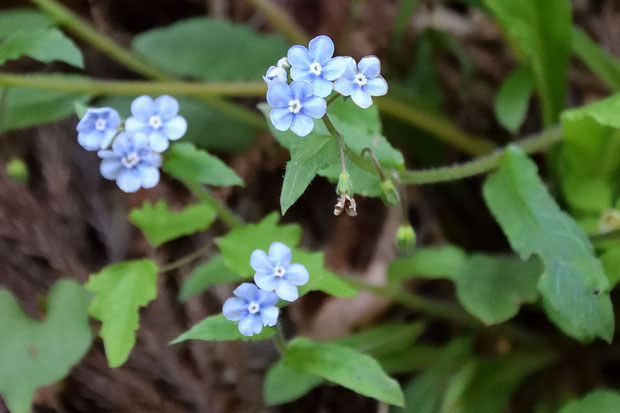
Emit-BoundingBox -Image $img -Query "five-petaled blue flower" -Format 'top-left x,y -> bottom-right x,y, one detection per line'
288,35 -> 346,98
76,107 -> 120,150
251,241 -> 309,302
125,95 -> 187,153
263,65 -> 287,85
334,56 -> 388,109
97,132 -> 162,193
267,80 -> 326,137
223,283 -> 279,337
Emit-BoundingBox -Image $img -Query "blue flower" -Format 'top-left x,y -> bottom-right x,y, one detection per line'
76,107 -> 121,150
263,65 -> 287,85
222,283 -> 279,337
287,35 -> 346,97
334,56 -> 388,109
125,95 -> 187,152
267,81 -> 326,137
97,132 -> 161,193
251,242 -> 309,302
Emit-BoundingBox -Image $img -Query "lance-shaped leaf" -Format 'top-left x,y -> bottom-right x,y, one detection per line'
0,28 -> 83,67
163,142 -> 243,186
172,314 -> 275,343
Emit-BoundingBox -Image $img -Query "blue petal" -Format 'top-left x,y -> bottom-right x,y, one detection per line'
275,279 -> 299,302
310,77 -> 334,98
334,78 -> 357,96
112,132 -> 132,155
321,57 -> 347,81
260,306 -> 279,327
270,108 -> 293,132
97,149 -> 116,159
154,95 -> 179,119
223,297 -> 248,321
256,290 -> 279,306
116,169 -> 142,193
300,96 -> 326,118
130,95 -> 155,121
148,131 -> 169,152
125,116 -> 148,133
101,129 -> 117,149
255,272 -> 279,292
290,114 -> 315,137
138,165 -> 160,189
132,132 -> 150,150
251,249 -> 273,273
141,151 -> 162,168
358,56 -> 381,78
269,241 -> 292,267
264,65 -> 287,85
351,87 -> 373,109
78,130 -> 103,150
290,80 -> 314,100
285,263 -> 309,286
163,116 -> 187,140
308,35 -> 335,64
287,45 -> 312,67
266,82 -> 291,108
106,108 -> 121,128
238,314 -> 262,336
100,158 -> 122,180
363,76 -> 388,96
341,57 -> 358,79
233,283 -> 259,301
76,111 -> 96,133
290,67 -> 314,83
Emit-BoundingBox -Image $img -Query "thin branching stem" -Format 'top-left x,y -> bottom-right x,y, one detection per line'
322,115 -> 347,173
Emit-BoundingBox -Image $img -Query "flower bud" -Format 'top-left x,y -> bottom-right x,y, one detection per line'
337,171 -> 353,196
396,224 -> 416,252
380,180 -> 399,207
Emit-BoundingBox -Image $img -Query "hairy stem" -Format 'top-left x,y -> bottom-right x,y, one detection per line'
159,243 -> 212,273
184,180 -> 244,229
322,115 -> 347,173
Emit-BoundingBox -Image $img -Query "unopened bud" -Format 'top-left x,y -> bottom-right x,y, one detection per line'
380,180 -> 399,207
6,158 -> 28,183
396,224 -> 416,252
277,57 -> 290,68
600,209 -> 620,233
337,171 -> 353,196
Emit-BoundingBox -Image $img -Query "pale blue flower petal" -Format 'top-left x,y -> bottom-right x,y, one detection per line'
250,249 -> 273,273
97,149 -> 116,159
148,131 -> 169,152
100,158 -> 122,180
78,131 -> 103,150
290,114 -> 315,137
101,129 -> 117,149
308,35 -> 335,64
269,242 -> 292,267
290,80 -> 314,101
351,87 -> 373,109
162,116 -> 187,140
154,95 -> 179,119
256,290 -> 279,306
130,95 -> 155,121
310,76 -> 334,98
285,263 -> 309,286
76,113 -> 96,133
112,132 -> 131,153
321,57 -> 347,81
117,169 -> 142,193
222,297 -> 248,321
251,314 -> 264,334
287,45 -> 312,67
238,314 -> 262,336
138,166 -> 160,189
334,78 -> 357,96
260,306 -> 279,327
266,82 -> 291,108
255,271 -> 279,292
124,116 -> 147,133
301,96 -> 326,118
234,283 -> 259,301
275,279 -> 299,302
290,66 -> 314,82
264,65 -> 287,85
132,132 -> 150,149
358,56 -> 381,78
106,108 -> 121,128
270,108 -> 294,131
363,76 -> 388,96
341,57 -> 358,79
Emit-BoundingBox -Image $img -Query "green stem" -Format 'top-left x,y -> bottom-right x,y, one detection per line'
243,0 -> 308,45
184,180 -> 244,229
399,126 -> 563,185
590,229 -> 620,247
159,242 -> 212,273
361,148 -> 387,181
323,115 -> 347,173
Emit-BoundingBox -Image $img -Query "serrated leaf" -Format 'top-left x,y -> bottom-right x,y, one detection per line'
484,0 -> 571,126
0,9 -> 54,39
281,134 -> 339,214
483,146 -> 614,342
178,254 -> 243,301
0,280 -> 92,413
283,338 -> 404,406
86,260 -> 158,367
388,245 -> 467,284
0,28 -> 83,68
129,200 -> 216,246
494,66 -> 535,133
163,142 -> 243,186
172,313 -> 275,343
133,18 -> 287,81
455,255 -> 543,324
572,27 -> 620,92
559,389 -> 620,413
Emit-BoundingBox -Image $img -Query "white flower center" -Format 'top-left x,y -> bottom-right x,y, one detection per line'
310,62 -> 322,75
354,73 -> 368,86
95,118 -> 107,131
121,152 -> 141,168
149,115 -> 163,129
247,301 -> 260,314
288,99 -> 302,114
274,266 -> 286,278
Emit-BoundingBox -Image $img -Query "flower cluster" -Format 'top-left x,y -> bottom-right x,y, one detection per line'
76,95 -> 187,193
263,35 -> 388,137
223,242 -> 309,337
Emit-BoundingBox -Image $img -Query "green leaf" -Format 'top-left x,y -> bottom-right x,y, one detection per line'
600,248 -> 620,289
0,9 -> 54,39
163,142 -> 244,186
0,28 -> 83,68
392,0 -> 419,48
85,260 -> 158,367
294,249 -> 357,298
484,0 -> 571,126
483,146 -> 614,342
216,212 -> 301,276
0,280 -> 92,413
572,27 -> 620,92
281,134 -> 339,214
133,18 -> 287,81
455,254 -> 543,324
172,314 -> 275,343
494,66 -> 535,133
283,338 -> 405,406
178,254 -> 244,301
332,322 -> 424,359
264,361 -> 324,406
129,200 -> 216,247
559,389 -> 620,413
388,245 -> 467,284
